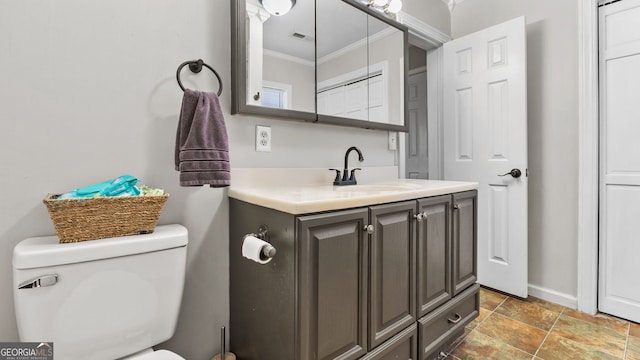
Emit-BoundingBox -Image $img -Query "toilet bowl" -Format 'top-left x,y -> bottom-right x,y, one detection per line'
123,349 -> 185,360
12,225 -> 189,360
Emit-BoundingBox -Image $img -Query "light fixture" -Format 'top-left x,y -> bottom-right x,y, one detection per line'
259,0 -> 296,16
385,0 -> 402,14
367,0 -> 403,14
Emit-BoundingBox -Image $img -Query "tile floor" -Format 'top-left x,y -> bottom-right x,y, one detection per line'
442,287 -> 640,360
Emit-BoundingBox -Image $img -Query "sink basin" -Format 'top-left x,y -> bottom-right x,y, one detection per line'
334,183 -> 422,193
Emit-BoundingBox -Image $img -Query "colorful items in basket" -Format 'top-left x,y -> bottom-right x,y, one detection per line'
58,175 -> 164,199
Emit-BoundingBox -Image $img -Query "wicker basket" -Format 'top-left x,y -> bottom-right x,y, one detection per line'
43,193 -> 169,243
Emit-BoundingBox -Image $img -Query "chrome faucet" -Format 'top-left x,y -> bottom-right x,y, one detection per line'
330,146 -> 364,185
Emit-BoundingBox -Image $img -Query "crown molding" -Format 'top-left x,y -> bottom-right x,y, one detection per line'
396,11 -> 451,46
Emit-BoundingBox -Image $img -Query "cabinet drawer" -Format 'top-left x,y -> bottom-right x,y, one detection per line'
359,324 -> 417,360
418,283 -> 479,360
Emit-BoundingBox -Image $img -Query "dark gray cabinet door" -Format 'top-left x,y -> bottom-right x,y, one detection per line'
369,202 -> 416,350
417,195 -> 452,317
298,208 -> 369,360
452,191 -> 478,295
359,323 -> 418,360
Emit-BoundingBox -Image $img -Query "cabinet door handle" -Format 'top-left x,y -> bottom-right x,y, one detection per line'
447,313 -> 462,324
414,211 -> 428,222
453,204 -> 459,210
364,224 -> 374,234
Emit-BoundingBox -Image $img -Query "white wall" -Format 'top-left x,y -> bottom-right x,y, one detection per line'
403,0 -> 451,36
0,1 -> 396,359
263,53 -> 315,112
451,0 -> 579,301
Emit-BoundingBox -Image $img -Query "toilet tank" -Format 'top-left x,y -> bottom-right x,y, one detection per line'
12,224 -> 188,360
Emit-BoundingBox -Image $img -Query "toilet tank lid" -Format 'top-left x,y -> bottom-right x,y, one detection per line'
13,224 -> 188,270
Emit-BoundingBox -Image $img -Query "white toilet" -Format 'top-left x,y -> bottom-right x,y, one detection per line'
12,224 -> 189,360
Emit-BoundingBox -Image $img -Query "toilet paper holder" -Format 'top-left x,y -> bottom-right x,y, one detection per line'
243,225 -> 276,260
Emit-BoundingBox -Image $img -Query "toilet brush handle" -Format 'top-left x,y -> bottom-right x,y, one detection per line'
221,326 -> 226,359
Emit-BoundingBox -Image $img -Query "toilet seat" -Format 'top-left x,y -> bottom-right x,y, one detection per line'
124,350 -> 186,360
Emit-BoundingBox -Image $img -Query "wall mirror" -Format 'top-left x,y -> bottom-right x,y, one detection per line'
231,0 -> 409,131
231,0 -> 317,121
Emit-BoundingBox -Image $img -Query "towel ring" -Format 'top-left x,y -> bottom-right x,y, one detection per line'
176,59 -> 223,96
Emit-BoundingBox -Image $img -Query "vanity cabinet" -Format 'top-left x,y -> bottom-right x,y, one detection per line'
229,190 -> 478,360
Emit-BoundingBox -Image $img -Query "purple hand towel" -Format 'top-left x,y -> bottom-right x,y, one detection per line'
175,89 -> 230,187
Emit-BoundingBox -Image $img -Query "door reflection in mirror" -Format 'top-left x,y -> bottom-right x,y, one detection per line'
317,0 -> 404,125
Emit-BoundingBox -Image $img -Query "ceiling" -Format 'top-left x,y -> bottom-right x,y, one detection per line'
262,0 -> 392,63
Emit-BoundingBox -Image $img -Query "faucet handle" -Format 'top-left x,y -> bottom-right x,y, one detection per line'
329,169 -> 342,182
349,168 -> 362,182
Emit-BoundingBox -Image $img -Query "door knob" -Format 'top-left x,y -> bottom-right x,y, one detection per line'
498,168 -> 522,178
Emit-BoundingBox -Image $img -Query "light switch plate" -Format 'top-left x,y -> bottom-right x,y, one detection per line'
388,131 -> 397,151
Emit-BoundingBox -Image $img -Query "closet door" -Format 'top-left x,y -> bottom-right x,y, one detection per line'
598,0 -> 640,323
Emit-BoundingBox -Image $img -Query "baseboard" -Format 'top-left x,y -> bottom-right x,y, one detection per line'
528,284 -> 578,309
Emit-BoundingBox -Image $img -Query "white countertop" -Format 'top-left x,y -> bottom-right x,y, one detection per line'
229,168 -> 478,215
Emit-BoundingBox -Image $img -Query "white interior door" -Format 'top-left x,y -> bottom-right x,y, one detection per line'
443,17 -> 528,297
598,0 -> 640,323
406,71 -> 429,179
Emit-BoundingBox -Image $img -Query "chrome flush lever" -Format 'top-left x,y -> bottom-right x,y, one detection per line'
18,274 -> 58,289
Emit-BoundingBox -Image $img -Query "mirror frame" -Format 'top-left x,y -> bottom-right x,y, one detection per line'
231,0 -> 410,132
